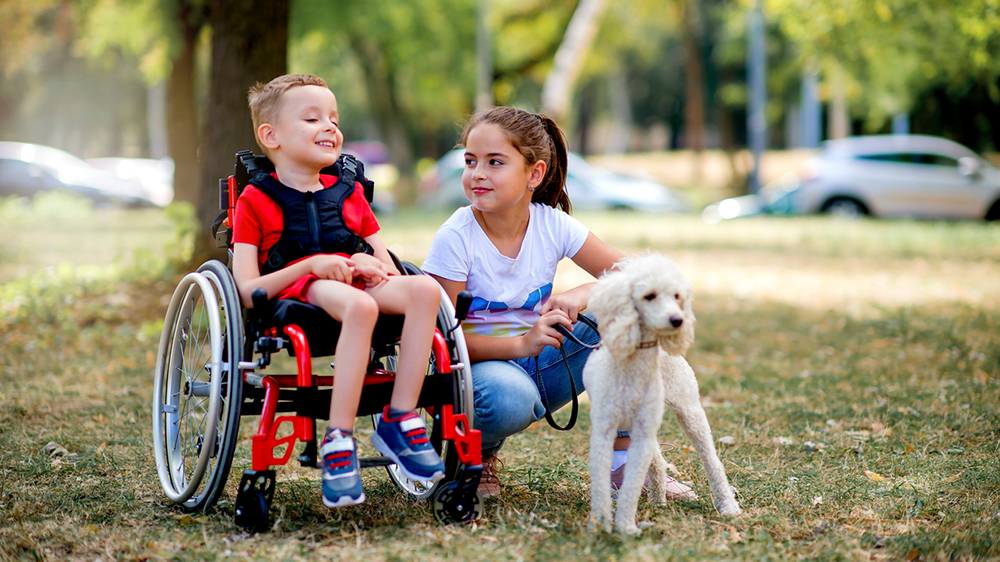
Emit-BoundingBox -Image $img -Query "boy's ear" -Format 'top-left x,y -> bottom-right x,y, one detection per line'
258,123 -> 279,151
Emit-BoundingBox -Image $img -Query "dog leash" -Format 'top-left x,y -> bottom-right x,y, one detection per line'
534,315 -> 601,431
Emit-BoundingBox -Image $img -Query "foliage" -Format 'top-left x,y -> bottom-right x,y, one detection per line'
1,207 -> 999,560
766,0 -> 1000,133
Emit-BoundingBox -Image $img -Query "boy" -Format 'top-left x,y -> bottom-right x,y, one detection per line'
232,74 -> 444,508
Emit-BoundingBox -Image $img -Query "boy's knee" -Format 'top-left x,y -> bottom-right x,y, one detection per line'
343,292 -> 379,324
413,275 -> 441,304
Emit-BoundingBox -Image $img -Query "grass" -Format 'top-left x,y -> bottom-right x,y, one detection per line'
1,194 -> 999,561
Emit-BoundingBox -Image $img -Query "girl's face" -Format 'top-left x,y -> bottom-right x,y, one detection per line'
462,123 -> 545,215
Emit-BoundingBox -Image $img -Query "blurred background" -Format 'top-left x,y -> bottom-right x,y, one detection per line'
2,0 -> 1000,253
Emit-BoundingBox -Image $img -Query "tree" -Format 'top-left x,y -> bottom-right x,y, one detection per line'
290,0 -> 476,204
195,0 -> 288,258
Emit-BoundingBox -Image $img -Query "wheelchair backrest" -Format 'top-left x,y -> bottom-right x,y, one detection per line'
215,150 -> 374,250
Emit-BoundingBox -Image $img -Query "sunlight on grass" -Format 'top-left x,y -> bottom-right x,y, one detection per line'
1,206 -> 998,561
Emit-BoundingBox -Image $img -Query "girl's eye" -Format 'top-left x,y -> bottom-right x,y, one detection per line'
465,158 -> 475,167
643,293 -> 656,301
490,159 -> 503,166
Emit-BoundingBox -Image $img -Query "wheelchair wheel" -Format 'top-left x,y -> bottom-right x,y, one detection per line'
153,260 -> 244,511
373,283 -> 475,500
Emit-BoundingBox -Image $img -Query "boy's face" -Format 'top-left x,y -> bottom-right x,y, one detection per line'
263,84 -> 343,170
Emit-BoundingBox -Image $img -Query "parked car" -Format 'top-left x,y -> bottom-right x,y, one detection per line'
418,149 -> 690,213
703,135 -> 1000,222
86,157 -> 175,207
0,142 -> 152,206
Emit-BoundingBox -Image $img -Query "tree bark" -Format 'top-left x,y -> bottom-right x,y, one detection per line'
167,4 -> 204,206
349,33 -> 417,206
681,0 -> 705,183
195,0 -> 288,260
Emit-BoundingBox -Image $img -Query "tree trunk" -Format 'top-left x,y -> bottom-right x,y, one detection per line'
541,0 -> 608,122
195,0 -> 289,260
350,33 -> 417,206
167,11 -> 202,206
681,0 -> 705,183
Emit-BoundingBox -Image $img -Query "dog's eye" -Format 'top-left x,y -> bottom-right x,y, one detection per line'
643,293 -> 656,301
674,293 -> 680,300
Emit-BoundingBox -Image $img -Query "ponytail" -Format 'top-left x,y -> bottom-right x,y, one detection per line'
534,114 -> 571,213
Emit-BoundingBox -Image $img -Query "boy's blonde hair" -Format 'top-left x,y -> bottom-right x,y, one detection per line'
247,74 -> 328,152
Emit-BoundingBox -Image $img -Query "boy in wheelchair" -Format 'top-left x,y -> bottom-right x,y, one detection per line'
232,74 -> 445,508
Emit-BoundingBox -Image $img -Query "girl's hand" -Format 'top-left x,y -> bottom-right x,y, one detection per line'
539,284 -> 591,322
350,253 -> 392,287
310,255 -> 356,284
520,309 -> 573,357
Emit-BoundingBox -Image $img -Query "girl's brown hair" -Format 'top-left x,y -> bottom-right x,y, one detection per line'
461,107 -> 572,213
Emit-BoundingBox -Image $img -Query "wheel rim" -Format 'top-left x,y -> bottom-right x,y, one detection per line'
153,272 -> 224,504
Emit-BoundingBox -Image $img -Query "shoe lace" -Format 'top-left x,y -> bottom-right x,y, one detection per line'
323,449 -> 352,473
481,454 -> 504,484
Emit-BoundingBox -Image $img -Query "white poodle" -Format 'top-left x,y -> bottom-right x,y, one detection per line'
584,253 -> 741,535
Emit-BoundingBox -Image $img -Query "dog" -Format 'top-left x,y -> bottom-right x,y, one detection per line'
584,253 -> 741,535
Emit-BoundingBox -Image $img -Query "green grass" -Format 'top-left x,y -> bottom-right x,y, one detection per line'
1,198 -> 999,561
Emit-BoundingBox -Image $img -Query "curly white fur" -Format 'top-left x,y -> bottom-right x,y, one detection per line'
584,253 -> 741,535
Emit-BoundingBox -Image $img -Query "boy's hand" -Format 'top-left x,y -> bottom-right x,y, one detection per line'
311,255 -> 356,284
350,253 -> 392,287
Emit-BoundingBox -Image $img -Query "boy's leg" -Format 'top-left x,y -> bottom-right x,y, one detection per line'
364,275 -> 441,410
364,275 -> 445,481
306,280 -> 379,430
307,280 -> 378,508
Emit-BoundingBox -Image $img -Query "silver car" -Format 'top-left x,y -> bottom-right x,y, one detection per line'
703,135 -> 1000,222
794,135 -> 1000,219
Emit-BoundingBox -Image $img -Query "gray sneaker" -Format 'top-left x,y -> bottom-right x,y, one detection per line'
320,429 -> 365,508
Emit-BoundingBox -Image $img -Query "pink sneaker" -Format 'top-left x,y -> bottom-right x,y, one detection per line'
610,462 -> 698,500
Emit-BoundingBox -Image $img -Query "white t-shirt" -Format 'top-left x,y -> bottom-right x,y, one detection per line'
422,203 -> 589,337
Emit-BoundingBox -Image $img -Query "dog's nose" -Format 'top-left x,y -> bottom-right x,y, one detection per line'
670,316 -> 684,328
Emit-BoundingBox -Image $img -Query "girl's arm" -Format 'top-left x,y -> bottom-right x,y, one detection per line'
232,242 -> 355,308
540,232 -> 625,319
432,275 -> 570,362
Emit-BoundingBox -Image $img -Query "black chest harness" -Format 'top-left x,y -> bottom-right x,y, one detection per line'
246,155 -> 375,275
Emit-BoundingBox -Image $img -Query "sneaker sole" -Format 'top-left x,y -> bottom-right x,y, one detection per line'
322,491 -> 366,508
370,433 -> 445,483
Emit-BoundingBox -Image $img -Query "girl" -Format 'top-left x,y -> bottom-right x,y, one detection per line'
421,107 -> 694,500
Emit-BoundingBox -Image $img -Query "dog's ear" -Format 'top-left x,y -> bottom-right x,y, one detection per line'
660,287 -> 696,356
590,269 -> 641,359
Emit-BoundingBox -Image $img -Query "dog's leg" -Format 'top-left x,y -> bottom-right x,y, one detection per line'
664,357 -> 742,516
614,425 -> 657,535
588,407 -> 616,533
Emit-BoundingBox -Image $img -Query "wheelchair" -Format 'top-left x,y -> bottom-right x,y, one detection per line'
152,151 -> 483,532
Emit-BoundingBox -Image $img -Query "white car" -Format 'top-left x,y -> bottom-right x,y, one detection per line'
794,135 -> 1000,219
418,149 -> 689,213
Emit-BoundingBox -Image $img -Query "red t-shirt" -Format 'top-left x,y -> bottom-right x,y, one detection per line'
232,173 -> 380,267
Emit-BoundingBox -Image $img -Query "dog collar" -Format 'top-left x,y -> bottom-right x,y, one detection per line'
637,341 -> 657,349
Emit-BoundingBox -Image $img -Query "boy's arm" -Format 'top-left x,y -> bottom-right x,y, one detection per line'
232,243 -> 355,308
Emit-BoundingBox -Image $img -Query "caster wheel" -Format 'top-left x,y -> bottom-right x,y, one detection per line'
432,481 -> 483,524
234,487 -> 269,533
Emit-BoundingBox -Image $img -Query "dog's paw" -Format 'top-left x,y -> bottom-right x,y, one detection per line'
614,521 -> 642,536
716,498 -> 742,517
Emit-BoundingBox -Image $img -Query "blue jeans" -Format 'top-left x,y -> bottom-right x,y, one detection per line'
470,313 -> 601,455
